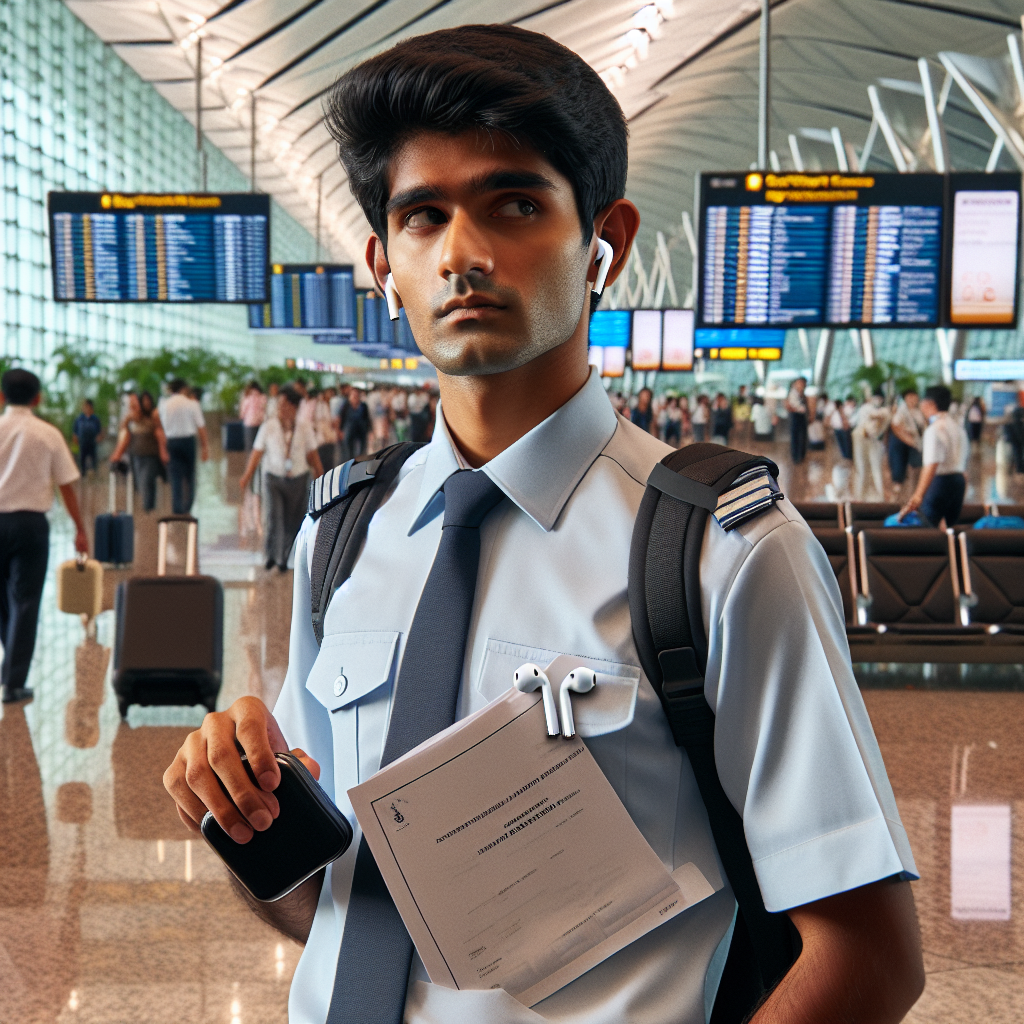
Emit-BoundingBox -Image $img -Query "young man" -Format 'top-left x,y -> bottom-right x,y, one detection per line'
888,389 -> 925,497
71,398 -> 102,473
165,26 -> 923,1024
161,378 -> 209,514
0,369 -> 89,702
901,384 -> 969,528
785,376 -> 809,464
239,387 -> 323,571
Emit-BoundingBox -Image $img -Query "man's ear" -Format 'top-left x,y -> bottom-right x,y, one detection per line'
365,234 -> 391,295
589,199 -> 640,291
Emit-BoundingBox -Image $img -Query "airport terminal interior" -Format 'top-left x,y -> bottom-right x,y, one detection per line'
4,0 -> 1024,1022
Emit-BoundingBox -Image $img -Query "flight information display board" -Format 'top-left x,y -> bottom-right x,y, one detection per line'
948,172 -> 1020,327
699,172 -> 944,329
49,192 -> 269,302
694,328 -> 785,361
248,264 -> 356,336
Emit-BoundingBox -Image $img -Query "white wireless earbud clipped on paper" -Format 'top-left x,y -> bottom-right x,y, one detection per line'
384,273 -> 401,321
559,668 -> 596,738
514,663 -> 559,737
592,238 -> 614,297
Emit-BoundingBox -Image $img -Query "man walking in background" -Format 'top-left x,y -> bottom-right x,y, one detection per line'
786,375 -> 809,464
902,384 -> 969,528
238,387 -> 323,571
71,398 -> 102,474
0,369 -> 89,703
161,378 -> 209,514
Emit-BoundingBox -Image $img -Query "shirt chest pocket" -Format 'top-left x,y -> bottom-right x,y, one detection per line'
306,631 -> 401,797
475,638 -> 640,737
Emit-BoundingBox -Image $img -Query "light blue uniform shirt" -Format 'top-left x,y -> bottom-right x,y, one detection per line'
274,368 -> 916,1024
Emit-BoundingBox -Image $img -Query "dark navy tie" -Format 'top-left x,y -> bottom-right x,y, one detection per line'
327,469 -> 505,1024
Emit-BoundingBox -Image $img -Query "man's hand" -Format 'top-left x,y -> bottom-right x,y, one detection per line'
74,527 -> 89,555
164,696 -> 319,843
753,878 -> 924,1024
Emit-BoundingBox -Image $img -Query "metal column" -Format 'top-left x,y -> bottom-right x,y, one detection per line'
195,36 -> 207,190
757,0 -> 770,169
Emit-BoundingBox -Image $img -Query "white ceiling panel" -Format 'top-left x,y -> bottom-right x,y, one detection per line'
62,0 -> 1024,270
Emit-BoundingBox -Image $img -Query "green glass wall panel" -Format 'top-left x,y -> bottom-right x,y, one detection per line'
0,0 -> 320,373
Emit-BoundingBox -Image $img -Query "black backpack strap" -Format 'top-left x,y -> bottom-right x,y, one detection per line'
628,443 -> 799,1018
309,443 -> 425,645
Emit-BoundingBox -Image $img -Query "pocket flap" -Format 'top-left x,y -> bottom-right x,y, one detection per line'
306,631 -> 400,712
476,641 -> 640,738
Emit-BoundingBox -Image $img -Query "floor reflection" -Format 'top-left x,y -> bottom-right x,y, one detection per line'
0,426 -> 1021,1021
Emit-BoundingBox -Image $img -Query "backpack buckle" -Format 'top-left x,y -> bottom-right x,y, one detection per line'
658,647 -> 713,749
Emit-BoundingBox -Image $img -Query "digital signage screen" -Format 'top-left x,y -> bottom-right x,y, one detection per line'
954,359 -> 1024,381
694,328 -> 785,361
248,264 -> 356,336
48,191 -> 269,302
630,310 -> 662,371
589,309 -> 632,347
947,172 -> 1020,327
698,172 -> 944,329
661,310 -> 694,371
602,346 -> 627,378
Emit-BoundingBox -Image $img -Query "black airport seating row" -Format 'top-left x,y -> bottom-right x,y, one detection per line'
792,500 -> 1024,533
792,503 -> 1024,663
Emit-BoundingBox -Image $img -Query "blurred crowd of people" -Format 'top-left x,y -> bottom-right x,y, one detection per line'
611,379 -> 990,503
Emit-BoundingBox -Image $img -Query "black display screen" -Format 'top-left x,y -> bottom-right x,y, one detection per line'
698,172 -> 944,329
48,192 -> 270,303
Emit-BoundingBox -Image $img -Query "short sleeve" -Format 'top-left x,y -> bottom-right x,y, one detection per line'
51,431 -> 80,486
272,522 -> 335,799
192,402 -> 206,430
703,515 -> 917,912
922,425 -> 943,467
253,422 -> 268,452
303,423 -> 318,453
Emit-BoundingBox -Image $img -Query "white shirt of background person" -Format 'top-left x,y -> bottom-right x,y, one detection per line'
253,416 -> 318,478
922,411 -> 968,474
161,391 -> 205,438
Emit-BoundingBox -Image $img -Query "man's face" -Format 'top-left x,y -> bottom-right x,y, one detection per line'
375,129 -> 593,377
278,400 -> 297,428
905,393 -> 919,409
921,398 -> 938,419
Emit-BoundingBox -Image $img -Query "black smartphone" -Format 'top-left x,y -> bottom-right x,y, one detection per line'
201,751 -> 353,902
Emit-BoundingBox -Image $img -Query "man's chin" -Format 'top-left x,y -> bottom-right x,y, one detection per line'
423,336 -> 549,378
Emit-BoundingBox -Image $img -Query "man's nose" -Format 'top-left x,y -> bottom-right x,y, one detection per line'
438,210 -> 494,281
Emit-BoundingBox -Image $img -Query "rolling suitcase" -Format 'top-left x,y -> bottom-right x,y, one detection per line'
222,419 -> 245,452
56,553 -> 104,618
94,469 -> 134,565
112,515 -> 223,719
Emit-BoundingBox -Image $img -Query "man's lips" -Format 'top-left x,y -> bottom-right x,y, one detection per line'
437,295 -> 507,319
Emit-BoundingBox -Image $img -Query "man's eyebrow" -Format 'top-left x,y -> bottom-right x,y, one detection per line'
385,184 -> 447,216
470,170 -> 556,194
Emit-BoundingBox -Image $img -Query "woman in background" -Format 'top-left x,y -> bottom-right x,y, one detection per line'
109,391 -> 168,512
239,381 -> 266,451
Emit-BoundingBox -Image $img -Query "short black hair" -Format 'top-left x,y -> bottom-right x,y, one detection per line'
279,386 -> 302,409
2,368 -> 40,405
324,24 -> 628,246
82,398 -> 94,409
924,384 -> 951,411
169,378 -> 187,394
901,387 -> 918,399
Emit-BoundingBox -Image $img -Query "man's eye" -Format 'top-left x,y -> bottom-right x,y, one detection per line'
495,199 -> 536,218
406,208 -> 446,228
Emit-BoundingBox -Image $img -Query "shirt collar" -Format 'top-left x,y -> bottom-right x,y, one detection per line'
409,367 -> 617,535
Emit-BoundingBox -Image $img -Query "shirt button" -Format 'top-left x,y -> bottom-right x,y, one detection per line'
333,674 -> 348,697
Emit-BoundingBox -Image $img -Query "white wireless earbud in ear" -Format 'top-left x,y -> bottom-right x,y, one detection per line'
592,238 -> 614,297
384,273 -> 401,321
559,668 -> 597,738
514,663 -> 559,737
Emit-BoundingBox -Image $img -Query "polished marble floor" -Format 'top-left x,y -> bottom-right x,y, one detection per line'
1,423 -> 1022,1023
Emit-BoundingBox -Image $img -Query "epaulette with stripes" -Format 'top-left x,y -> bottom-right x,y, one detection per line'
307,457 -> 386,520
712,465 -> 783,531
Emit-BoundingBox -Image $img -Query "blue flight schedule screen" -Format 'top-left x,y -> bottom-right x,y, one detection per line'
699,173 -> 944,329
248,264 -> 356,338
48,192 -> 270,303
